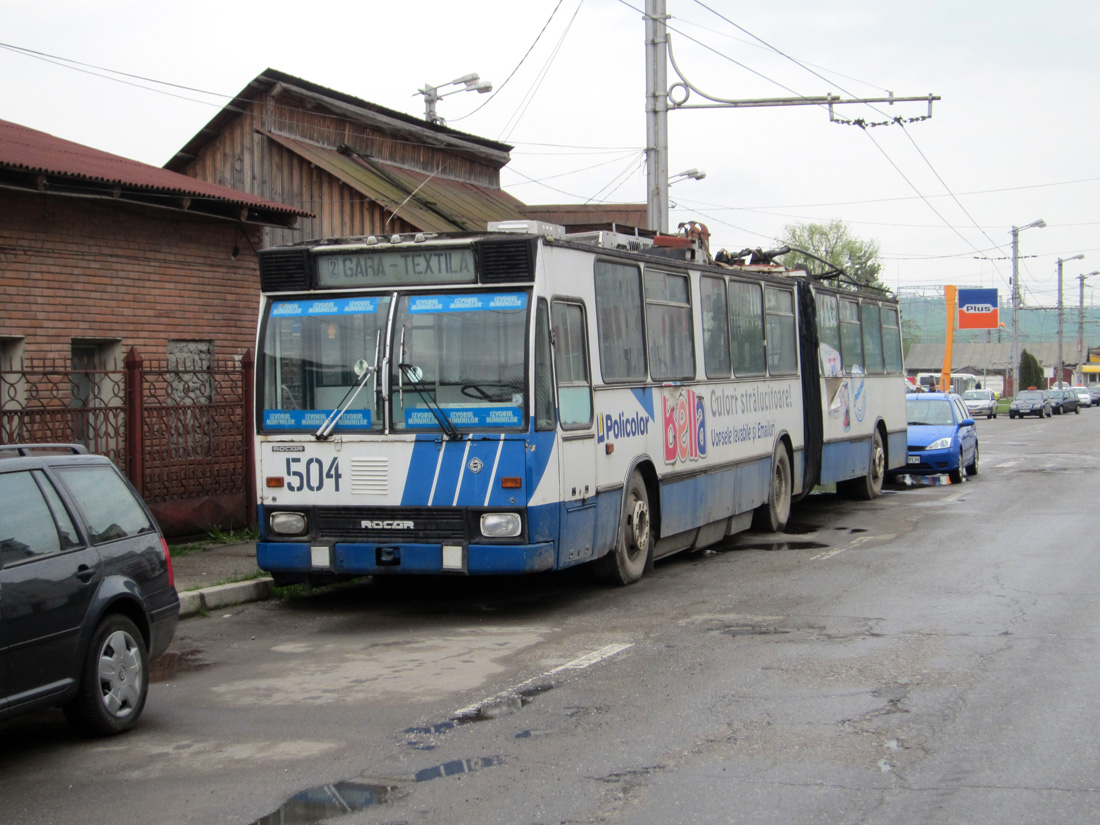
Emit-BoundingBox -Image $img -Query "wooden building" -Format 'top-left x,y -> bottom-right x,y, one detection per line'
165,68 -> 529,246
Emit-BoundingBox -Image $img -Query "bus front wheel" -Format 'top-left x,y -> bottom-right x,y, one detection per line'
752,446 -> 792,533
596,473 -> 653,586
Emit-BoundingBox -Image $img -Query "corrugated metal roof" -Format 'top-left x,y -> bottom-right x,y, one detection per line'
168,69 -> 514,173
262,130 -> 526,232
906,341 -> 1082,371
0,119 -> 308,219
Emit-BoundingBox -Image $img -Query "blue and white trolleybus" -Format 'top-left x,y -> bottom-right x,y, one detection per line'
254,221 -> 906,586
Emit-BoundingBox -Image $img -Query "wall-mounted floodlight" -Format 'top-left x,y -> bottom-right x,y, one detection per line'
417,73 -> 493,125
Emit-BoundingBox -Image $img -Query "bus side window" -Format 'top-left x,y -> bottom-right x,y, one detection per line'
645,270 -> 695,380
594,260 -> 647,382
765,286 -> 797,375
839,298 -> 864,374
552,301 -> 593,429
882,306 -> 903,373
534,300 -> 557,430
729,280 -> 766,375
700,276 -> 731,378
862,302 -> 885,374
816,293 -> 842,375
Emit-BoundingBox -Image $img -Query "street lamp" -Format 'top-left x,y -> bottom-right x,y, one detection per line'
669,168 -> 706,184
1056,254 -> 1085,387
1011,219 -> 1046,394
417,73 -> 492,125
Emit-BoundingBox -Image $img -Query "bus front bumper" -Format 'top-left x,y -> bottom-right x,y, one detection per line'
258,540 -> 557,576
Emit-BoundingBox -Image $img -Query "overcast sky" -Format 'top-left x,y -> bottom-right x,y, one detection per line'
3,0 -> 1098,308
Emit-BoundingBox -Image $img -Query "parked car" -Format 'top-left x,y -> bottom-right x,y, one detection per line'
1088,385 -> 1100,404
1050,389 -> 1080,414
0,444 -> 179,735
894,392 -> 978,484
1009,389 -> 1052,418
961,388 -> 998,419
1071,386 -> 1092,407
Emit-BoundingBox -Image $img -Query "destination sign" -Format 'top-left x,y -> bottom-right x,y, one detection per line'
315,248 -> 476,287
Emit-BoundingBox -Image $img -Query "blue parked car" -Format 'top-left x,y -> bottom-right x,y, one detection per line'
896,392 -> 979,483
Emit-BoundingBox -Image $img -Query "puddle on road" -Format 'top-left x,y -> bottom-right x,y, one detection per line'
405,683 -> 555,749
782,522 -> 822,535
149,649 -> 210,682
250,757 -> 503,824
736,541 -> 830,552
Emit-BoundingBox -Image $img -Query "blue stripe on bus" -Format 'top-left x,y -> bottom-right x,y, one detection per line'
632,386 -> 655,421
401,433 -> 556,507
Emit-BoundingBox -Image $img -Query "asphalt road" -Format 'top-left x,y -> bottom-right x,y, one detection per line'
3,407 -> 1099,825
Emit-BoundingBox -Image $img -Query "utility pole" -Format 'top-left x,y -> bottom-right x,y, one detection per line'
1056,255 -> 1084,387
1080,271 -> 1099,379
642,0 -> 939,233
1010,220 -> 1045,395
644,0 -> 669,233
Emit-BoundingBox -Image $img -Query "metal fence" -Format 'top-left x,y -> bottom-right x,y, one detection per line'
0,348 -> 255,536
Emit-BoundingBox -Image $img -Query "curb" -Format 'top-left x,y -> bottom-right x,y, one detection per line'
178,577 -> 274,618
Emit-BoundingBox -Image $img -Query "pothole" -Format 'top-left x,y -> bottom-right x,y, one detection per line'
149,649 -> 211,682
250,756 -> 503,824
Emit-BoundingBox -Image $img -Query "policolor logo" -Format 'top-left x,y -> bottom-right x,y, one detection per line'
597,409 -> 651,443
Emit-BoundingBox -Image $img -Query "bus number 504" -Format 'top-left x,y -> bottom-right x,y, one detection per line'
284,457 -> 342,492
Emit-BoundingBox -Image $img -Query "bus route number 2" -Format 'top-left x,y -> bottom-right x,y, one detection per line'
284,457 -> 342,492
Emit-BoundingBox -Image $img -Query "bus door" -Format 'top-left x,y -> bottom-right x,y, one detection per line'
551,300 -> 597,565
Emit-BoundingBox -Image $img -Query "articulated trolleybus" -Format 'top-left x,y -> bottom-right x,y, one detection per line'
255,221 -> 906,586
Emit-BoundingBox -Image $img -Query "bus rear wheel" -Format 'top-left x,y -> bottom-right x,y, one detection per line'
839,429 -> 885,501
752,446 -> 791,533
595,473 -> 652,586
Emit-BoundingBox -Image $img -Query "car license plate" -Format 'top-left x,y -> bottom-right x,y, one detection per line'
907,455 -> 920,465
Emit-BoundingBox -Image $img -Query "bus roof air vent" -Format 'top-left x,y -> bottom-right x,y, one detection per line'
259,249 -> 311,292
476,237 -> 537,283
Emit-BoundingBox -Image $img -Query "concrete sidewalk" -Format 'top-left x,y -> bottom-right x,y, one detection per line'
170,541 -> 272,619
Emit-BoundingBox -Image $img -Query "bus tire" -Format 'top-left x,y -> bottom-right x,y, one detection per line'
595,473 -> 652,586
752,445 -> 791,533
839,429 -> 885,501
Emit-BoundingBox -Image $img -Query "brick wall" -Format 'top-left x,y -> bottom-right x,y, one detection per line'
1,189 -> 264,363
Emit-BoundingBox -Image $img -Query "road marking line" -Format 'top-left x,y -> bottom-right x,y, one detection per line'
452,643 -> 633,717
811,548 -> 846,561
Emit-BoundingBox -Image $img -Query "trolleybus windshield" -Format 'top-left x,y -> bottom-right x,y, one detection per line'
259,291 -> 529,434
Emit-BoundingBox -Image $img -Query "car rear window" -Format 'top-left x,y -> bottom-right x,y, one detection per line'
0,470 -> 79,563
54,465 -> 155,543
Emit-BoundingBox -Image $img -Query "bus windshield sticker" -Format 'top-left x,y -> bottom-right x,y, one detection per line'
407,293 -> 528,314
271,297 -> 381,317
315,248 -> 477,288
406,407 -> 522,428
263,409 -> 372,430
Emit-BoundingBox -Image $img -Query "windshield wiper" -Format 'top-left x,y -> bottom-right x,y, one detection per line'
315,332 -> 381,440
399,362 -> 462,440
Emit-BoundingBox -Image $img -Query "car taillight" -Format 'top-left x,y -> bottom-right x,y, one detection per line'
161,537 -> 175,588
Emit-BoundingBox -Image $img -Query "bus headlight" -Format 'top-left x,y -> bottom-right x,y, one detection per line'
480,512 -> 522,538
270,511 -> 307,536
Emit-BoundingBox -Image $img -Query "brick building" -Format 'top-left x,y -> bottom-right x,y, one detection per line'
0,118 -> 306,368
0,118 -> 308,534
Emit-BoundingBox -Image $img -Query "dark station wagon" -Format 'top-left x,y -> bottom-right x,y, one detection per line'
0,445 -> 179,735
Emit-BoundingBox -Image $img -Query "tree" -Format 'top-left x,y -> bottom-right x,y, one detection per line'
1020,348 -> 1043,390
777,220 -> 885,291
